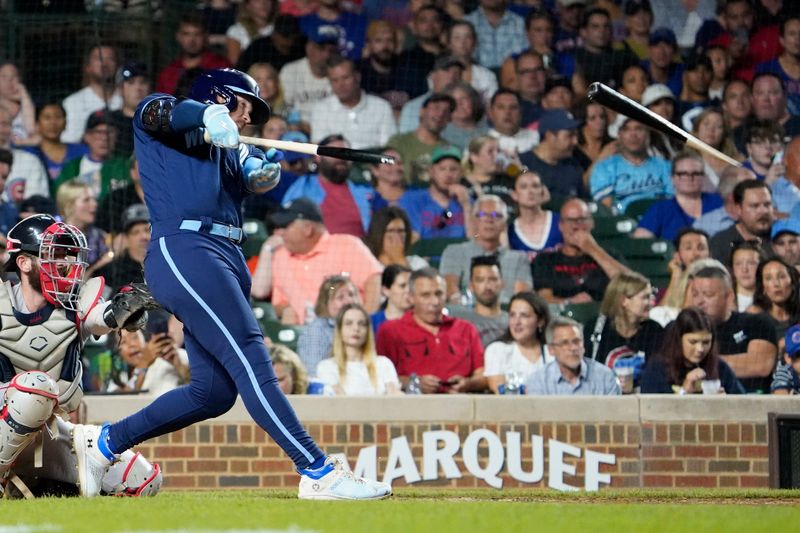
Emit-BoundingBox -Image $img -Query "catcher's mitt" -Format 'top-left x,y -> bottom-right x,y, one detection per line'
103,283 -> 161,332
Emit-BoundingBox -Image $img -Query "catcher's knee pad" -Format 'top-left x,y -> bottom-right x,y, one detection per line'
101,450 -> 162,497
0,372 -> 59,469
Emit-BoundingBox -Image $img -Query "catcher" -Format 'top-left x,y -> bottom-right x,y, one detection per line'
0,214 -> 161,498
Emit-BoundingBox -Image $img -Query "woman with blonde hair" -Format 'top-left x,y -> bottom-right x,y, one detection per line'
316,303 -> 401,395
585,271 -> 664,388
266,339 -> 309,395
462,135 -> 515,206
55,180 -> 110,271
248,63 -> 287,118
690,107 -> 741,191
226,0 -> 278,64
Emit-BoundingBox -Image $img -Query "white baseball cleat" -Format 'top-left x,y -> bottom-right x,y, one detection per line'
298,457 -> 392,500
72,424 -> 115,497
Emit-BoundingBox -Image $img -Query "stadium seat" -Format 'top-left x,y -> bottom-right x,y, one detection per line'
559,302 -> 600,324
251,301 -> 278,322
588,200 -> 614,219
409,237 -> 468,268
260,320 -> 304,352
543,194 -> 567,213
617,238 -> 674,260
591,215 -> 637,243
624,198 -> 664,220
626,258 -> 672,289
242,219 -> 267,259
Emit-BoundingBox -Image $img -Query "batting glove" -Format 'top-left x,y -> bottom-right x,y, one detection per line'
203,104 -> 239,149
244,148 -> 285,193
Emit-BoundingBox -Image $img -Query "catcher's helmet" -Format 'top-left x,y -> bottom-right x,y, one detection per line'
190,68 -> 271,125
5,214 -> 89,310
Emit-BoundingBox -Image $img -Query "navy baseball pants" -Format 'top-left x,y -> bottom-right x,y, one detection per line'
106,232 -> 324,468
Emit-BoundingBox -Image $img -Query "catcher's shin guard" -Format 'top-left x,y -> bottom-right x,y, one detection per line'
0,372 -> 58,472
101,450 -> 162,496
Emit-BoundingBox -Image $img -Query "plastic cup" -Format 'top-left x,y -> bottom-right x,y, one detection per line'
614,367 -> 634,394
307,379 -> 325,395
701,379 -> 722,395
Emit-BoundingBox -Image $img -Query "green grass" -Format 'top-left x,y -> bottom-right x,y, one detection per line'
1,489 -> 799,533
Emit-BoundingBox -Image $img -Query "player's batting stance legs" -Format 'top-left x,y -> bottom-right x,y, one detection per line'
73,68 -> 391,500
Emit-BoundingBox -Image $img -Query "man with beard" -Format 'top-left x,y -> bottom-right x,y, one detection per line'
709,180 -> 775,266
396,5 -> 447,98
447,255 -> 510,348
61,44 -> 122,144
281,134 -> 374,237
358,20 -> 407,109
155,13 -> 229,97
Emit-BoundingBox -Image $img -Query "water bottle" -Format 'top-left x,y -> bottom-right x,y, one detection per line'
406,373 -> 422,394
504,371 -> 524,395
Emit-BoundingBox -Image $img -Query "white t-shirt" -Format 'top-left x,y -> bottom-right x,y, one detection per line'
61,86 -> 122,144
279,58 -> 333,123
484,341 -> 553,382
316,356 -> 400,395
488,127 -> 539,155
226,22 -> 274,53
468,64 -> 498,104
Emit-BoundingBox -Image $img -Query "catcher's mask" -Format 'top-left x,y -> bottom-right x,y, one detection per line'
5,214 -> 89,310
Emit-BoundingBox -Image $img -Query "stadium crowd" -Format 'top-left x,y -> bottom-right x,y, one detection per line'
3,0 -> 800,400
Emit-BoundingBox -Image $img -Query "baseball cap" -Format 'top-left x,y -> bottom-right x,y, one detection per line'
431,145 -> 462,164
274,14 -> 300,37
785,324 -> 800,359
538,109 -> 580,136
624,0 -> 652,16
685,53 -> 712,72
270,198 -> 323,228
648,27 -> 677,47
85,109 -> 114,130
543,75 -> 572,96
116,62 -> 147,84
608,112 -> 636,139
422,92 -> 456,112
432,54 -> 465,72
282,131 -> 312,163
771,218 -> 800,239
309,24 -> 341,45
122,203 -> 150,232
19,195 -> 57,216
641,83 -> 676,107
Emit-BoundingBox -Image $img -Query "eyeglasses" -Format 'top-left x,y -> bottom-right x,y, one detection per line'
675,171 -> 706,179
476,211 -> 503,219
436,209 -> 454,229
550,338 -> 583,348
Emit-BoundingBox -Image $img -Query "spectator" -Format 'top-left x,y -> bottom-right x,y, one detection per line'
487,90 -> 539,156
281,134 -> 374,237
268,198 -> 383,324
96,203 -> 149,292
771,219 -> 800,270
706,45 -> 733,101
95,156 -> 144,235
619,65 -> 649,104
55,180 -> 110,271
741,119 -> 784,183
755,15 -> 800,115
526,316 -> 621,395
368,148 -> 406,211
440,194 -> 532,304
317,303 -> 402,395
376,267 -> 487,394
397,145 -> 471,239
0,61 -> 36,144
590,117 -> 672,213
0,149 -> 17,237
709,179 -> 775,266
553,0 -> 586,54
155,13 -> 230,97
395,5 -> 447,99
364,206 -> 429,270
573,99 -> 612,180
357,20 -> 406,109
747,257 -> 800,339
688,262 -> 778,393
513,51 -> 549,127
690,108 -> 741,191
521,109 -> 585,198
309,57 -> 396,149
508,170 -> 562,261
389,94 -> 456,186
248,63 -> 287,118
484,291 -> 552,393
297,275 -> 359,377
106,329 -> 183,397
299,0 -> 367,61
0,104 -> 50,201
634,151 -> 723,241
441,81 -> 489,151
445,20 -> 498,104
52,110 -> 130,201
772,137 -> 800,216
110,63 -> 150,158
17,102 -> 87,188
731,240 -> 763,312
461,136 -> 513,206
225,0 -> 278,65
585,271 -> 663,389
267,340 -> 309,395
734,73 -> 800,153
650,228 -> 711,326
694,165 -> 755,237
540,75 -> 575,112
641,83 -> 682,161
464,1 -> 527,71
650,0 -> 715,50
261,114 -> 288,140
621,0 -> 654,60
722,79 -> 753,139
677,53 -> 714,131
398,55 -> 463,134
371,264 -> 412,333
641,28 -> 683,98
236,14 -> 307,73
278,24 -> 339,123
500,12 -> 551,98
448,255 -> 510,347
533,198 -> 628,304
640,307 -> 746,394
771,323 -> 800,395
61,44 -> 122,144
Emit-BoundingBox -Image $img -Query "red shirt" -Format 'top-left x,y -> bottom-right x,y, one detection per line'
319,178 -> 365,237
376,312 -> 484,390
156,51 -> 231,95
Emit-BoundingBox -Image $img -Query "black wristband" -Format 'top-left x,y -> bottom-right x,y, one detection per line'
103,305 -> 119,329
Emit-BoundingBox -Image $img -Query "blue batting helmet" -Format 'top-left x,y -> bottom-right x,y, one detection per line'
190,68 -> 271,125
